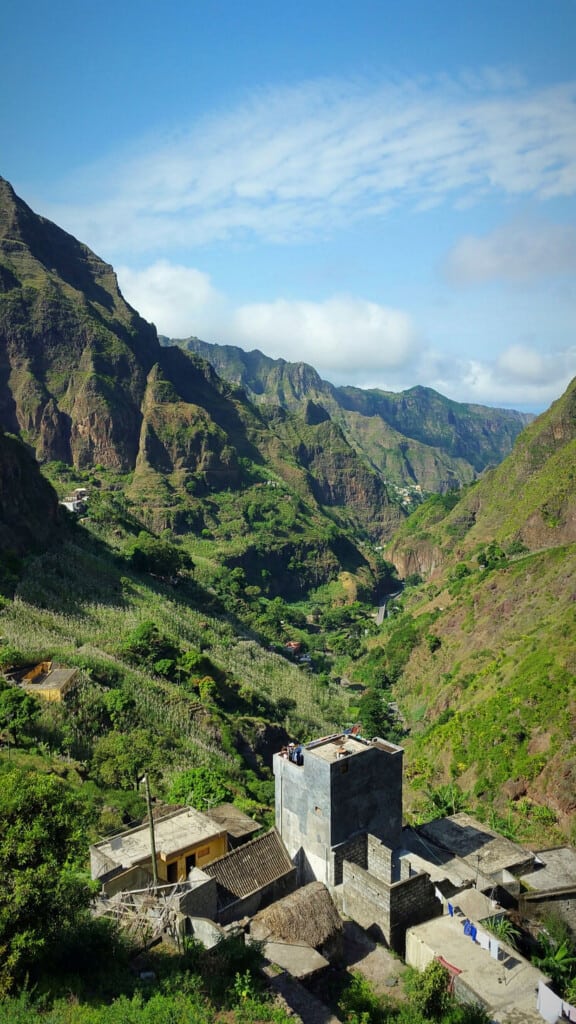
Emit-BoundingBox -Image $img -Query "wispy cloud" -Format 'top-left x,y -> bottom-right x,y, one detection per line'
445,220 -> 576,284
47,73 -> 576,256
423,343 -> 576,409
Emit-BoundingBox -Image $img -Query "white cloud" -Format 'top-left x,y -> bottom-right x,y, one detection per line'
423,343 -> 576,409
45,73 -> 576,256
117,261 -> 420,376
117,258 -> 574,411
116,261 -> 224,337
232,296 -> 419,373
446,221 -> 576,284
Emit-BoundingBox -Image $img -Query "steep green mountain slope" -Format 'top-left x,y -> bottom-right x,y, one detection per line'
1,176 -> 572,849
0,178 -> 395,589
168,336 -> 532,492
0,427 -> 60,575
388,376 -> 576,577
349,378 -> 576,841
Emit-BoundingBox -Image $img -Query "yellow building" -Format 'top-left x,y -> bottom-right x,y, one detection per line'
21,663 -> 79,702
90,807 -> 228,892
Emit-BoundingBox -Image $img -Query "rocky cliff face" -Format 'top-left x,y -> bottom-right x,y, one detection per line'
0,177 -> 157,471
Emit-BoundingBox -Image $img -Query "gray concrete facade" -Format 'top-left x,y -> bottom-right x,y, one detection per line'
274,733 -> 403,885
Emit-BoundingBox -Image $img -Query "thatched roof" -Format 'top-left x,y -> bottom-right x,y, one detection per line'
250,881 -> 343,949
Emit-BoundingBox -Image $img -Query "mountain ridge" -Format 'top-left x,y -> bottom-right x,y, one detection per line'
164,335 -> 533,493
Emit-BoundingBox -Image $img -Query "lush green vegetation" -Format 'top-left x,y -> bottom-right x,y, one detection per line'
334,961 -> 491,1023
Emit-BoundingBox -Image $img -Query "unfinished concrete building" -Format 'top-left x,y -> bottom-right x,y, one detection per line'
274,731 -> 441,952
274,731 -> 404,885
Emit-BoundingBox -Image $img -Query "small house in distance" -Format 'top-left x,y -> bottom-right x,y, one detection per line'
60,487 -> 88,514
16,661 -> 79,703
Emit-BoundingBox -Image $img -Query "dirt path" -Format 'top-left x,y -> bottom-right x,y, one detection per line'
341,920 -> 407,996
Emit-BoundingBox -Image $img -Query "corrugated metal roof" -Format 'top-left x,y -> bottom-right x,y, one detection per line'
203,828 -> 294,909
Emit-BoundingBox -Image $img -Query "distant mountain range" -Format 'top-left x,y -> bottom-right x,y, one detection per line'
163,335 -> 533,495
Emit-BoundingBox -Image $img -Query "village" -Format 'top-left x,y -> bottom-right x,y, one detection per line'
87,727 -> 576,1024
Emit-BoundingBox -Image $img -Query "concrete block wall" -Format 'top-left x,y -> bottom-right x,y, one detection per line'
274,739 -> 403,885
388,872 -> 442,953
520,890 -> 576,933
342,861 -> 392,942
328,744 -> 403,849
367,835 -> 393,882
331,833 -> 367,886
341,861 -> 442,953
178,872 -> 218,919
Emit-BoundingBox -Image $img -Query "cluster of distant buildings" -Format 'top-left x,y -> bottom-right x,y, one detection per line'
89,731 -> 576,1023
59,486 -> 88,513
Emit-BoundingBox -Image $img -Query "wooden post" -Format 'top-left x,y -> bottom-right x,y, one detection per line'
144,773 -> 159,888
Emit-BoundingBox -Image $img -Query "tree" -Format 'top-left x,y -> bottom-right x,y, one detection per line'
533,934 -> 576,994
0,682 -> 39,745
357,688 -> 402,742
119,620 -> 180,671
405,960 -> 451,1019
0,766 -> 95,993
91,729 -> 158,790
167,766 -> 233,810
128,532 -> 193,578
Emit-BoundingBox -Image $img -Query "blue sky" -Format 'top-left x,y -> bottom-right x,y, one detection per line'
2,0 -> 575,412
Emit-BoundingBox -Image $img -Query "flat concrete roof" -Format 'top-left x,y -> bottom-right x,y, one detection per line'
521,846 -> 576,892
204,803 -> 260,840
398,830 -> 470,889
417,813 -> 534,879
305,733 -> 402,763
407,913 -> 548,1022
93,808 -> 223,868
22,667 -> 79,694
261,940 -> 328,979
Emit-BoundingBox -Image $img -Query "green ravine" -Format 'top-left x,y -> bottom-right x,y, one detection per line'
0,175 -> 575,1013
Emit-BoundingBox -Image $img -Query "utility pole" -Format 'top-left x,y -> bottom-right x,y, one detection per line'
144,773 -> 159,888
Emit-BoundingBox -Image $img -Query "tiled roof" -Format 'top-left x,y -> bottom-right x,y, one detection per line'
203,828 -> 294,909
